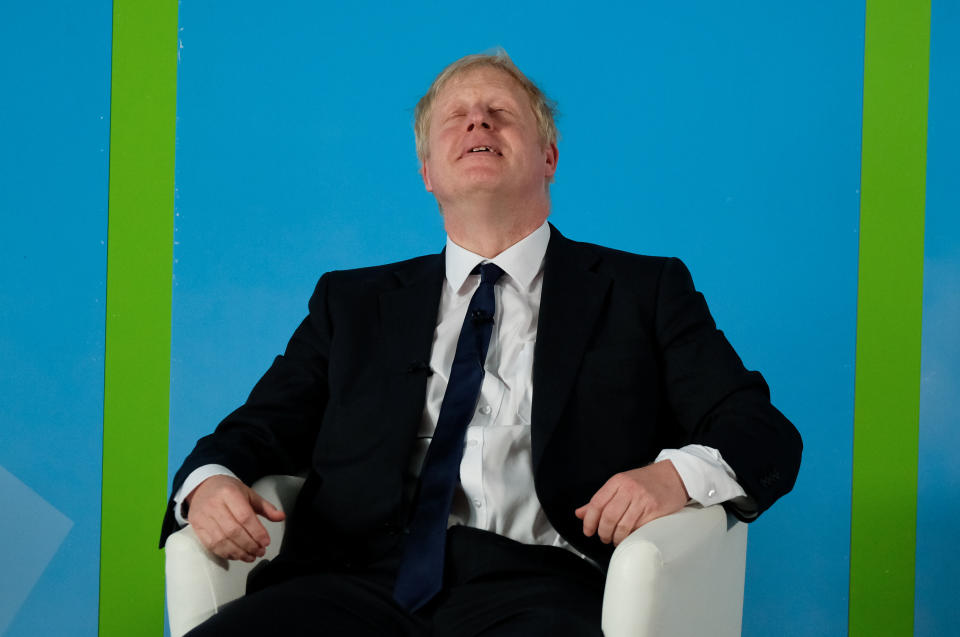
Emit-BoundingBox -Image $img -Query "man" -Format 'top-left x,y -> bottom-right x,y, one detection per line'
161,51 -> 802,636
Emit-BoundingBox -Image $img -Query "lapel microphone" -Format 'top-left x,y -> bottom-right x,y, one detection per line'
406,360 -> 434,376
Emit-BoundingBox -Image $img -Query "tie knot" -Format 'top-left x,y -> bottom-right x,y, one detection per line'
476,262 -> 504,285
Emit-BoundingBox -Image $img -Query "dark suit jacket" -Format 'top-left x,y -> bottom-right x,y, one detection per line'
161,225 -> 801,580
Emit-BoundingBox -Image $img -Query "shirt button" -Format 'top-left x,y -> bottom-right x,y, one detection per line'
473,499 -> 483,508
479,405 -> 492,415
707,488 -> 717,498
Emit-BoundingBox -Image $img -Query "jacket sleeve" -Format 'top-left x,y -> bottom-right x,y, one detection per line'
654,257 -> 802,519
160,273 -> 334,546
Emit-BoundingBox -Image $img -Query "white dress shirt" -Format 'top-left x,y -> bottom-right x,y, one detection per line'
175,222 -> 751,538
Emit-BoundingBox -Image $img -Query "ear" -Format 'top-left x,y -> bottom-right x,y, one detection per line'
543,143 -> 559,181
420,160 -> 434,193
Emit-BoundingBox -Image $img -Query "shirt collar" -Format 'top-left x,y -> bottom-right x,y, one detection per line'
445,221 -> 550,292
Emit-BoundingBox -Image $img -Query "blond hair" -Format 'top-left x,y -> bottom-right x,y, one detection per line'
413,49 -> 559,162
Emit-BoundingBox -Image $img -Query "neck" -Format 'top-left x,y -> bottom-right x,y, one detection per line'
441,195 -> 549,258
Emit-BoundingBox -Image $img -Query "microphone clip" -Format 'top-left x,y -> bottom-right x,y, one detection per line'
406,360 -> 434,376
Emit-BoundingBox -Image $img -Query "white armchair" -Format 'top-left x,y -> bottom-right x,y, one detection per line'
165,476 -> 747,637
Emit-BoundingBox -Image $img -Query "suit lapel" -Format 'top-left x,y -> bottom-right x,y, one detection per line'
378,253 -> 445,440
531,227 -> 610,470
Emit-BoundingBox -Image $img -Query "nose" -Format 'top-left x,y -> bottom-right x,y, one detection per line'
466,108 -> 491,132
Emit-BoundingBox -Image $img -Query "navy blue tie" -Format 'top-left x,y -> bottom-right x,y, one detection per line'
393,262 -> 505,612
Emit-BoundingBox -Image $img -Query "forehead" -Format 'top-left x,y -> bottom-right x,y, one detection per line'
434,66 -> 529,107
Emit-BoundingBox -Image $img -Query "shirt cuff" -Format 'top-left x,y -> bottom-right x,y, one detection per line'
172,464 -> 239,526
656,444 -> 750,509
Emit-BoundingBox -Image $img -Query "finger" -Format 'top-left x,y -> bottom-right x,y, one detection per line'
596,493 -> 631,544
583,492 -> 609,539
196,512 -> 258,561
250,492 -> 286,523
222,497 -> 270,552
580,503 -> 602,537
581,485 -> 620,538
589,480 -> 619,510
213,532 -> 258,561
224,489 -> 271,546
612,499 -> 645,546
582,504 -> 601,537
214,497 -> 266,556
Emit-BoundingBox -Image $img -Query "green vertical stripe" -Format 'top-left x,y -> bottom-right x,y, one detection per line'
851,0 -> 930,635
100,0 -> 178,635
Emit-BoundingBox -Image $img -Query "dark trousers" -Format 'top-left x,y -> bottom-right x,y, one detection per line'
186,526 -> 604,637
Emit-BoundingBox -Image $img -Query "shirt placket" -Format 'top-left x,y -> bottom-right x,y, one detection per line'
458,283 -> 506,529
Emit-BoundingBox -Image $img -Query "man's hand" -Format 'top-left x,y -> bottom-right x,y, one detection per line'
575,460 -> 690,546
185,474 -> 286,562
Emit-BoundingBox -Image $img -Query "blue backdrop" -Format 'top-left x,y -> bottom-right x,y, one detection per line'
168,2 -> 863,635
0,2 -> 112,636
915,2 -> 960,635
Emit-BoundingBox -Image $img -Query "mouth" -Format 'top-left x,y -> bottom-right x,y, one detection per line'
462,145 -> 503,158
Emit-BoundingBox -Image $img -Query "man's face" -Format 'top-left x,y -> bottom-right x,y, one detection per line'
420,67 -> 557,208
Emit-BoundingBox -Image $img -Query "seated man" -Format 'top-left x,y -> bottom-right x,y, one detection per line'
160,50 -> 802,637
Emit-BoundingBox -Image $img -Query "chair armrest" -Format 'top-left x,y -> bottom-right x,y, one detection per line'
165,474 -> 306,637
601,505 -> 747,637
